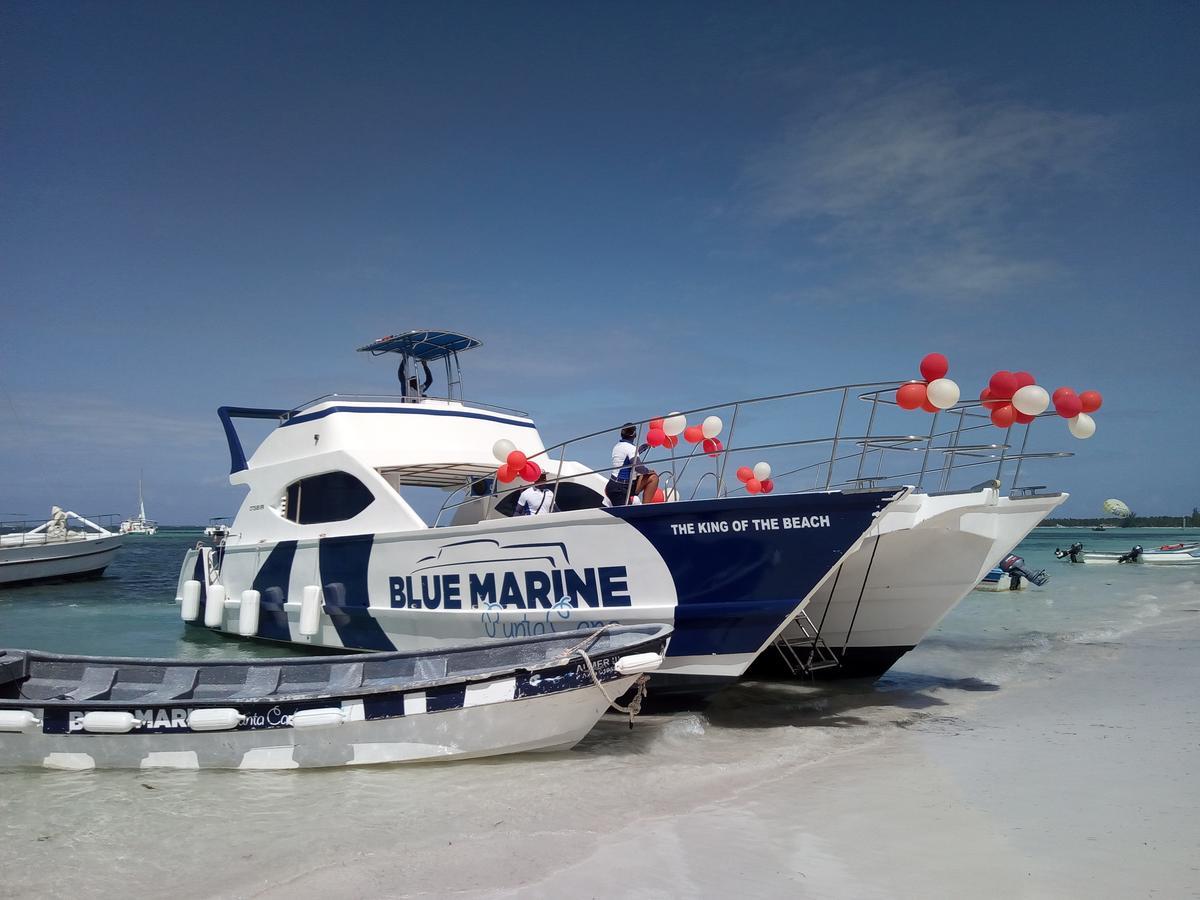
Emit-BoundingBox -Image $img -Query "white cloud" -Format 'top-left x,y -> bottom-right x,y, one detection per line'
743,69 -> 1117,298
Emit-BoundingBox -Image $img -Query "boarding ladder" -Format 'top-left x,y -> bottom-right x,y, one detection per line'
770,609 -> 841,676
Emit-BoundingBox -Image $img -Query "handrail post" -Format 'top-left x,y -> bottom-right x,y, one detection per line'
994,425 -> 1013,484
939,408 -> 966,492
824,387 -> 850,489
716,403 -> 739,498
1010,420 -> 1033,490
916,411 -> 940,491
552,441 -> 568,508
856,393 -> 879,481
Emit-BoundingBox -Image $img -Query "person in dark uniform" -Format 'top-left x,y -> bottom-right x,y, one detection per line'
399,357 -> 433,398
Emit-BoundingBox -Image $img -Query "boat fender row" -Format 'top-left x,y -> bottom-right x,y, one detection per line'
181,580 -> 325,638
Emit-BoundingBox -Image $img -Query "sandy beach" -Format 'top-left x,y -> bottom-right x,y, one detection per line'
5,542 -> 1197,899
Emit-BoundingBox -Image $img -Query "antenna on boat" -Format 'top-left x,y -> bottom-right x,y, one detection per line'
356,330 -> 482,403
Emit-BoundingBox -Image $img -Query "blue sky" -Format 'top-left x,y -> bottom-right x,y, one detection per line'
2,1 -> 1197,523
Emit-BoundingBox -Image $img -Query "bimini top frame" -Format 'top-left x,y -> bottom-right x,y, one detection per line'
357,330 -> 482,403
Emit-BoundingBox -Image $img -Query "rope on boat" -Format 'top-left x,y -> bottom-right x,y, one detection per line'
575,646 -> 650,729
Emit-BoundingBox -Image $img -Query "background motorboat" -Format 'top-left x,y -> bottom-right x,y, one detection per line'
0,509 -> 122,587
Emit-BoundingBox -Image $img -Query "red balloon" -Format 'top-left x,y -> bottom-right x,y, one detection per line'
663,434 -> 679,449
1079,390 -> 1103,413
647,428 -> 666,447
990,404 -> 1016,428
896,382 -> 927,410
979,387 -> 1003,410
920,353 -> 949,382
506,450 -> 527,470
496,464 -> 516,483
649,418 -> 664,431
989,371 -> 1018,399
736,466 -> 753,483
745,478 -> 762,494
651,488 -> 666,504
520,461 -> 542,482
760,478 -> 775,494
1014,371 -> 1036,389
1052,386 -> 1076,403
1055,393 -> 1082,418
921,396 -> 939,413
683,424 -> 704,443
706,438 -> 723,458
1013,410 -> 1036,425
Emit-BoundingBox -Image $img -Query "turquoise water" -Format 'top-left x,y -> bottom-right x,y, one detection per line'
0,526 -> 1191,660
2,526 -> 1197,898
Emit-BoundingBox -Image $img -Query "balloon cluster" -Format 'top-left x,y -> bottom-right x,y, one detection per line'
895,353 -> 961,412
979,370 -> 1050,428
647,413 -> 724,457
1049,386 -> 1102,440
736,461 -> 774,494
492,439 -> 542,483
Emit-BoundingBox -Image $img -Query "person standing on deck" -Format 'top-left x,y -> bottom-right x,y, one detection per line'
606,424 -> 659,506
515,474 -> 556,516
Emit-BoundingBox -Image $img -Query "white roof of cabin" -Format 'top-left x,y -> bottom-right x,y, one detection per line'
240,398 -> 545,480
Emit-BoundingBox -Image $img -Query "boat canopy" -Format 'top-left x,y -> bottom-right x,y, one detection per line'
356,330 -> 482,361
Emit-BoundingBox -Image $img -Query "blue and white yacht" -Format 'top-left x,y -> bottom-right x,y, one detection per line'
177,331 -> 902,692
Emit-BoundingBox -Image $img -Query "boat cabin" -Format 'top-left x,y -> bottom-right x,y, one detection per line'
218,331 -> 605,541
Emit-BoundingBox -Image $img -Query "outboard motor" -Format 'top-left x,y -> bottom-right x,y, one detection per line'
1118,545 -> 1143,564
1054,542 -> 1084,564
999,553 -> 1049,587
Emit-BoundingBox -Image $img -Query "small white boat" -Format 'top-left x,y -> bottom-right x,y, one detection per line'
0,624 -> 670,770
118,477 -> 157,536
975,567 -> 1026,591
1080,543 -> 1200,565
0,509 -> 122,587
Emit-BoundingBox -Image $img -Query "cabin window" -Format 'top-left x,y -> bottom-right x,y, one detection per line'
283,472 -> 375,524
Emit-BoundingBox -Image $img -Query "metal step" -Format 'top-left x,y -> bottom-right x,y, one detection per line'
771,609 -> 841,677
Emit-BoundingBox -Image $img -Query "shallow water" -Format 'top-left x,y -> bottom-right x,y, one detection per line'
1,527 -> 1197,897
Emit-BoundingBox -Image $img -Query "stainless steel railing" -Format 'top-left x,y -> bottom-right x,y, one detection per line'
429,378 -> 1074,525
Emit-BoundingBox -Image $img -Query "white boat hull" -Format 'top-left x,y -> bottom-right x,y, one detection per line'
0,535 -> 123,586
751,489 -> 1067,678
177,491 -> 899,689
0,673 -> 641,770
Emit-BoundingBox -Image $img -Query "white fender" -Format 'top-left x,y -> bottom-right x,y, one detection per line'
204,584 -> 226,627
299,585 -> 322,636
614,652 -> 664,675
187,708 -> 244,731
0,710 -> 40,732
81,711 -> 138,733
290,707 -> 348,729
237,589 -> 261,636
181,580 -> 201,621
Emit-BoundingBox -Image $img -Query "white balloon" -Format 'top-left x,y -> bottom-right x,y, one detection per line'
492,439 -> 516,463
753,461 -> 772,482
925,378 -> 960,410
1068,412 -> 1096,439
663,413 -> 687,437
1012,384 -> 1050,416
701,415 -> 723,439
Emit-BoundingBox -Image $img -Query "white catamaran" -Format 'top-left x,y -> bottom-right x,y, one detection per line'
176,330 -> 1073,690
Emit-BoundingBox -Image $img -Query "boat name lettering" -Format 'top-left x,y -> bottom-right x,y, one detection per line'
389,566 -> 632,610
669,515 -> 830,536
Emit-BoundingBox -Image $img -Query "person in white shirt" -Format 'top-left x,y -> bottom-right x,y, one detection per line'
605,423 -> 659,506
516,474 -> 556,516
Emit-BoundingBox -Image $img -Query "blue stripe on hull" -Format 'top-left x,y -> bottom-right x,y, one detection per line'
318,535 -> 396,650
603,491 -> 894,656
251,540 -> 297,642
